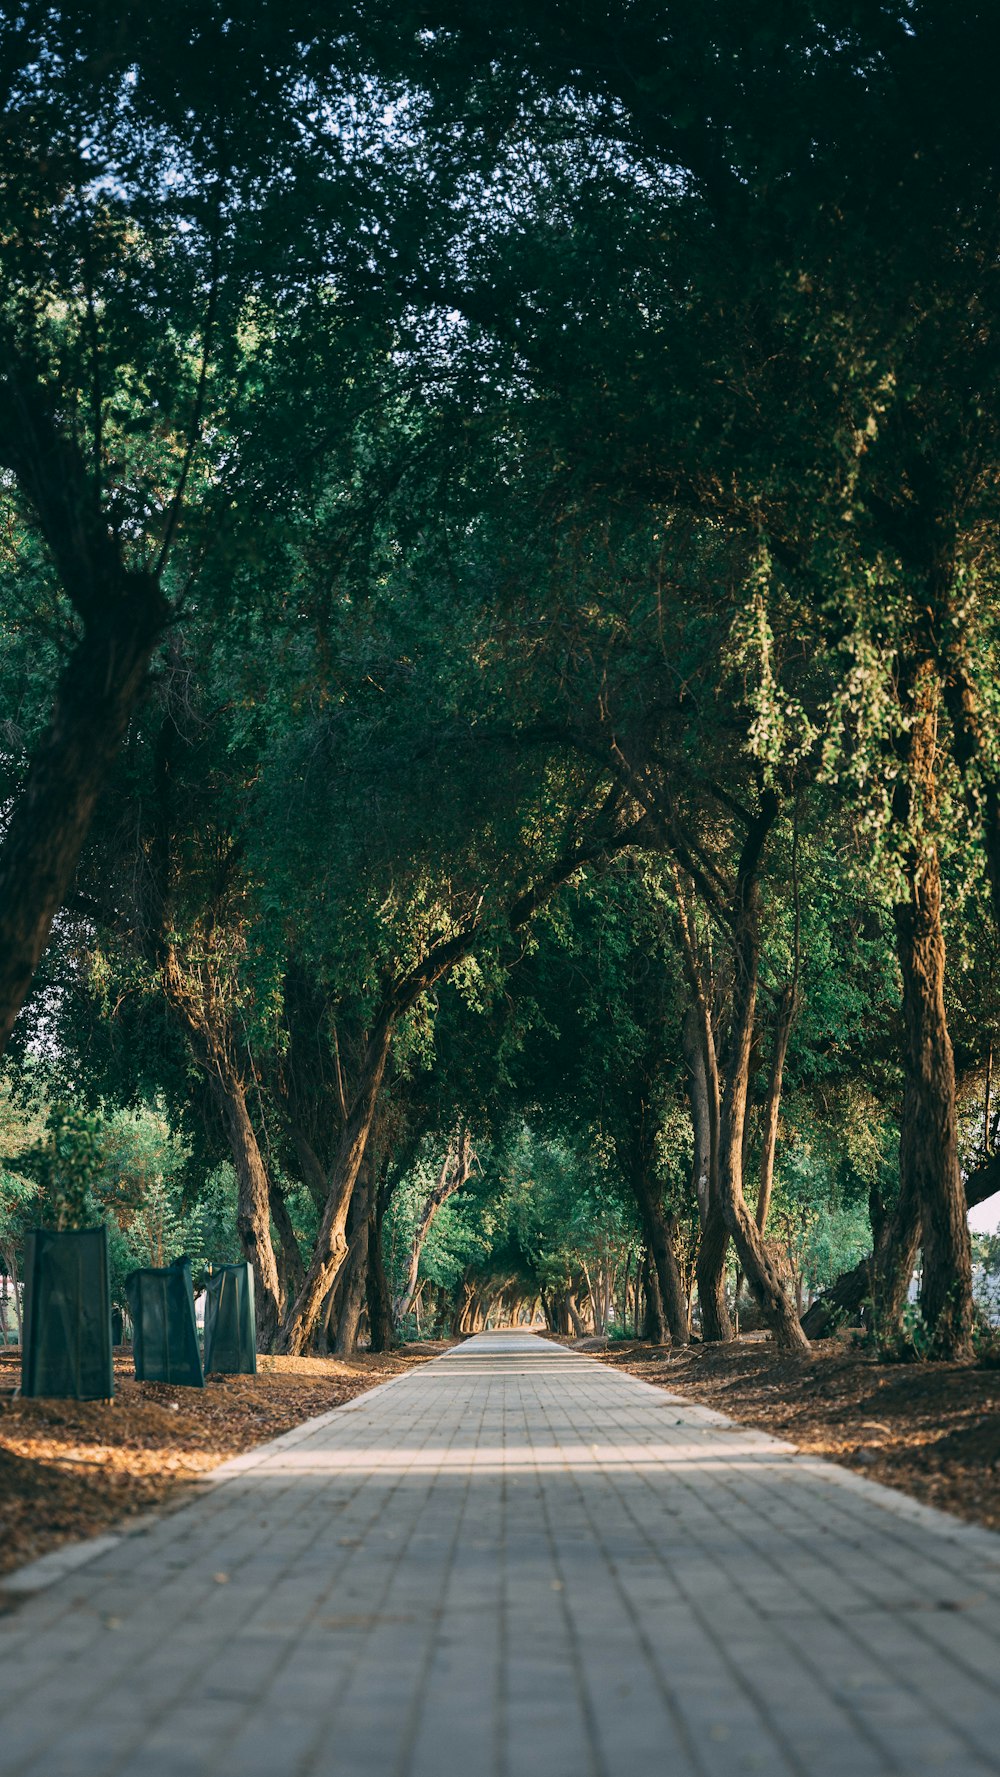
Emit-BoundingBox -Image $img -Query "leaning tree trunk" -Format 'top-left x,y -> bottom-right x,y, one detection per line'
160,945 -> 284,1350
203,1062 -> 283,1350
394,1127 -> 473,1322
452,1277 -> 475,1336
275,1010 -> 394,1354
714,799 -> 811,1353
755,980 -> 796,1234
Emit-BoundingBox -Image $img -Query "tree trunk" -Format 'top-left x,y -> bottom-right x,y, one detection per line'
204,1063 -> 283,1350
940,647 -> 1000,927
629,1162 -> 688,1344
714,798 -> 811,1353
268,1179 -> 305,1312
366,1183 -> 395,1353
394,1127 -> 472,1321
160,945 -> 284,1350
452,1278 -> 475,1336
642,1248 -> 667,1343
892,844 -> 972,1354
275,1009 -> 394,1354
872,1153 -> 924,1338
802,1146 -> 1000,1338
755,981 -> 796,1233
887,663 -> 972,1357
678,906 -> 732,1342
334,1168 -> 372,1356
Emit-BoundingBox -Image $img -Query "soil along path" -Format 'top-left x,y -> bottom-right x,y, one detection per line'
597,1337 -> 1000,1533
0,1346 -> 447,1578
2,1333 -> 1000,1777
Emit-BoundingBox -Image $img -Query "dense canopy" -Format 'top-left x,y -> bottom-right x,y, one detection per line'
3,1 -> 1000,1365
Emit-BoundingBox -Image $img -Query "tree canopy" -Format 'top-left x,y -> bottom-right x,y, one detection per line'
3,2 -> 1000,1364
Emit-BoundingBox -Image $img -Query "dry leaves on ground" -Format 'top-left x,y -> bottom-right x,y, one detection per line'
597,1336 -> 1000,1530
0,1343 -> 450,1578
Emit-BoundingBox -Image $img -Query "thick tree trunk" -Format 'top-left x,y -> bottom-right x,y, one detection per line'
204,1063 -> 283,1350
892,840 -> 972,1355
366,1183 -> 395,1353
940,649 -> 1000,927
714,799 -> 811,1353
629,1163 -> 688,1344
642,1248 -> 667,1343
269,1179 -> 305,1312
275,1010 -> 394,1354
886,664 -> 972,1357
334,1168 -> 372,1356
0,577 -> 168,1057
872,1147 -> 923,1336
696,1202 -> 733,1343
160,943 -> 284,1349
802,1147 -> 1000,1338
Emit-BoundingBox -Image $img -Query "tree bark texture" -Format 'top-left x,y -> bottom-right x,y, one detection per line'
628,1159 -> 688,1344
204,1064 -> 284,1350
641,1248 -> 667,1343
888,664 -> 973,1357
755,981 -> 796,1234
333,1166 -> 373,1356
269,1179 -> 305,1311
161,948 -> 283,1349
892,848 -> 973,1353
275,1009 -> 395,1354
713,799 -> 811,1352
802,1151 -> 1000,1338
366,1180 -> 395,1352
677,899 -> 733,1342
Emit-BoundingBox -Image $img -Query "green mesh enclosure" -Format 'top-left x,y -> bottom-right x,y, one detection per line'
203,1262 -> 257,1375
126,1256 -> 204,1387
21,1226 -> 114,1401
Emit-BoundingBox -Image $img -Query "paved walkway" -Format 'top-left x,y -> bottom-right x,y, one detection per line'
2,1333 -> 1000,1776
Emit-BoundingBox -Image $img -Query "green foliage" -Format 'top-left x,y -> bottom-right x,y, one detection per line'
23,1104 -> 106,1233
5,6 -> 1000,1358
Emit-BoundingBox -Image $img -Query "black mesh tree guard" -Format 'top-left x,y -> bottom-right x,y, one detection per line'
21,1226 -> 114,1401
203,1261 -> 257,1375
126,1255 -> 204,1387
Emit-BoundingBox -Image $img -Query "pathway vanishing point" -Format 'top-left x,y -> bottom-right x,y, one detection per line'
1,1331 -> 999,1777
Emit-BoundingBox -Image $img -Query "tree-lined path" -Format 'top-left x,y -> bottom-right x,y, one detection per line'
2,1333 -> 999,1777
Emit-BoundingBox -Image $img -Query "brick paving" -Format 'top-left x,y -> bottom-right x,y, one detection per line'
2,1330 -> 999,1776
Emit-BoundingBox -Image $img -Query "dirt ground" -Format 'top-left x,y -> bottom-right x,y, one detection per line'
0,1342 -> 451,1579
594,1335 -> 1000,1531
